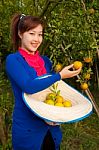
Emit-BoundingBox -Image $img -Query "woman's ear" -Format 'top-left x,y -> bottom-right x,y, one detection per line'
18,31 -> 22,39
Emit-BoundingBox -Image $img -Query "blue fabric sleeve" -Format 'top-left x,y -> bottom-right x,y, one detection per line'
6,54 -> 61,94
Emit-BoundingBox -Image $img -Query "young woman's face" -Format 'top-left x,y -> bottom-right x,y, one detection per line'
19,24 -> 43,54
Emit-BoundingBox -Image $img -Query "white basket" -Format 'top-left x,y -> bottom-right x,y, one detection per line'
22,80 -> 92,123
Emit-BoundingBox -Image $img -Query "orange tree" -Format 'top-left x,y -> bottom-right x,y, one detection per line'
41,0 -> 99,90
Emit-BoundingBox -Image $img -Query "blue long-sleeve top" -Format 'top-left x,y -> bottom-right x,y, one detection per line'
5,51 -> 62,150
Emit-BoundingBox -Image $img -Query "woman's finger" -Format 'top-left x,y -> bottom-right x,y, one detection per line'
65,64 -> 74,69
45,121 -> 59,126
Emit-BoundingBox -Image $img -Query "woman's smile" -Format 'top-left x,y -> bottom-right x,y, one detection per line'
32,43 -> 39,48
19,24 -> 43,54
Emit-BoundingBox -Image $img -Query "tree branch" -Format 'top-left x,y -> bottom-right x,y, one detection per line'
47,0 -> 62,17
81,0 -> 86,11
40,0 -> 51,18
40,0 -> 62,18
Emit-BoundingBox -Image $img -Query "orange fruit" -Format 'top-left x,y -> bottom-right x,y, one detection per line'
63,100 -> 72,107
89,8 -> 95,14
45,99 -> 54,105
73,61 -> 82,70
46,93 -> 56,100
84,57 -> 92,63
55,102 -> 64,107
55,95 -> 64,103
80,83 -> 88,90
54,63 -> 63,72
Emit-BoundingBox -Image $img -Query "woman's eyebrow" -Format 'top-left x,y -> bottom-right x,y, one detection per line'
31,31 -> 43,33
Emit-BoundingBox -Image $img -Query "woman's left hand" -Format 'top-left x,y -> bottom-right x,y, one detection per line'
45,121 -> 60,126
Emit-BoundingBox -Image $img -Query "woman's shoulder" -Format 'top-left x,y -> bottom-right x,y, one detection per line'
42,55 -> 52,63
42,55 -> 53,71
6,52 -> 21,63
6,52 -> 19,59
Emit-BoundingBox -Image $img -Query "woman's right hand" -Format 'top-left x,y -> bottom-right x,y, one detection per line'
59,64 -> 81,79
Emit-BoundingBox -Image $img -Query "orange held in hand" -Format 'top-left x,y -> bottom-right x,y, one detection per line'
73,61 -> 82,70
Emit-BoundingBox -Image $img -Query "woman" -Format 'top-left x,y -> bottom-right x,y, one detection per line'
6,13 -> 81,150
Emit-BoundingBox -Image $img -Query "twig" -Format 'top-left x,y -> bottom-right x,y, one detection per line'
61,44 -> 71,63
81,0 -> 86,11
85,89 -> 99,117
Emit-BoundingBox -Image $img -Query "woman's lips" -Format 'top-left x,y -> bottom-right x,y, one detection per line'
32,43 -> 38,48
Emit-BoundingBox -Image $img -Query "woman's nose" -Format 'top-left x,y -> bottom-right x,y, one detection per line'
34,34 -> 39,41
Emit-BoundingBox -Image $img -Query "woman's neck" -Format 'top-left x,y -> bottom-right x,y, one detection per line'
19,47 -> 36,55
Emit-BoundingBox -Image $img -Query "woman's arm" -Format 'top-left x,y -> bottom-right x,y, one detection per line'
6,54 -> 61,94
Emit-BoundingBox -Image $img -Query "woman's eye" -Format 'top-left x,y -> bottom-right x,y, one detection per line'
39,34 -> 43,36
30,33 -> 35,35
